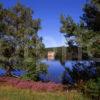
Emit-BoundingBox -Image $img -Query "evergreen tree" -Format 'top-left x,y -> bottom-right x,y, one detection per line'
60,0 -> 100,59
0,3 -> 46,79
81,0 -> 100,31
81,0 -> 100,58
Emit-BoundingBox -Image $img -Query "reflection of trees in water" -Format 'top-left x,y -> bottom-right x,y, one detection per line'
62,61 -> 96,85
54,46 -> 78,63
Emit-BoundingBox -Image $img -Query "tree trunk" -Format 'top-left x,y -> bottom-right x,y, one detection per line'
6,66 -> 13,76
4,61 -> 13,76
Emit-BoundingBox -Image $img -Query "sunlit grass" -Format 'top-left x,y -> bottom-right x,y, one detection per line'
0,86 -> 89,100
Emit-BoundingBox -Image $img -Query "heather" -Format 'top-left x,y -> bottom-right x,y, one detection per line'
0,77 -> 64,92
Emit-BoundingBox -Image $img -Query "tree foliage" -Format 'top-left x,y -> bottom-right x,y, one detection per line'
60,0 -> 100,58
0,3 -> 46,79
81,0 -> 100,32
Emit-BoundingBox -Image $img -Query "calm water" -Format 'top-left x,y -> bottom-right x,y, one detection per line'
40,60 -> 96,83
0,60 -> 96,83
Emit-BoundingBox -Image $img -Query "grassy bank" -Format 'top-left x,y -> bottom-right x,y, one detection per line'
0,86 -> 89,100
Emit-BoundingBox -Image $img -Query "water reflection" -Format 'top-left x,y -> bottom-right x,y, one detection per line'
0,60 -> 96,84
40,59 -> 65,83
40,60 -> 96,83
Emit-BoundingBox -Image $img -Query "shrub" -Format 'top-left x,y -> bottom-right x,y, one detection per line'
83,77 -> 100,99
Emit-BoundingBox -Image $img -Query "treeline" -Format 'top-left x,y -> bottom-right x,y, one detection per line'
45,46 -> 89,62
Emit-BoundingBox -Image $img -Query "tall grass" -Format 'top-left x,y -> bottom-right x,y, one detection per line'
0,86 -> 89,100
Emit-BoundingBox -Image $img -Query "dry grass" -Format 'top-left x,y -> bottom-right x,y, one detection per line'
0,85 -> 89,100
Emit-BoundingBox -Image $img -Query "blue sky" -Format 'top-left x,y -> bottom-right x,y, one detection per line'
0,0 -> 86,48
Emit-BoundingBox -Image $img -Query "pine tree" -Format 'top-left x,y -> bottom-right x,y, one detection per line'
0,3 -> 46,79
60,0 -> 100,59
81,0 -> 100,31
